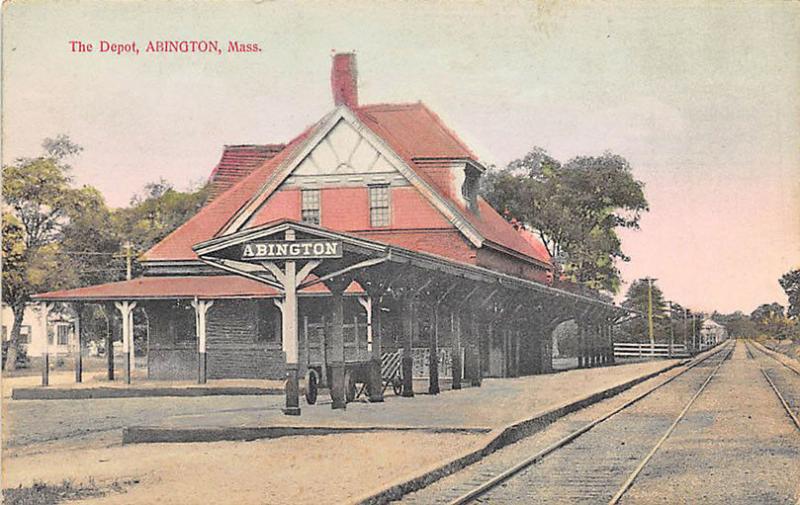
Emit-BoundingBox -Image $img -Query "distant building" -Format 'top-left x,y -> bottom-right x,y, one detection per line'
1,303 -> 77,357
700,319 -> 728,347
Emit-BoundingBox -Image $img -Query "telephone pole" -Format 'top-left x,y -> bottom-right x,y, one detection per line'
647,278 -> 655,355
122,242 -> 134,280
683,307 -> 688,349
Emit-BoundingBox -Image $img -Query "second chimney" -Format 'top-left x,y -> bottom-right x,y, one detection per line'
331,52 -> 358,108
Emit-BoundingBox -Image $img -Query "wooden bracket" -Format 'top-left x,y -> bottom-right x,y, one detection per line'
298,255 -> 388,290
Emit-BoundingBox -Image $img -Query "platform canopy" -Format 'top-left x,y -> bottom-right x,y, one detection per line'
191,219 -> 623,316
31,270 -> 362,302
34,218 -> 625,319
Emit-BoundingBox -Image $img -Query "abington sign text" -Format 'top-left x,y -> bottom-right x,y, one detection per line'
241,240 -> 343,260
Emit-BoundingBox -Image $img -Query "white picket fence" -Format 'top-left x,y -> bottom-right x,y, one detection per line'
613,342 -> 690,359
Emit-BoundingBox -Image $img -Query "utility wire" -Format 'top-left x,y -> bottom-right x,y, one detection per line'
53,251 -> 120,256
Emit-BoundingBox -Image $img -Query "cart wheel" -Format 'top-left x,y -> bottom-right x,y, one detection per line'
345,370 -> 356,403
392,376 -> 403,396
305,369 -> 318,405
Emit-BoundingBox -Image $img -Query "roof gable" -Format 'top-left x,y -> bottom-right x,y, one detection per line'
142,102 -> 552,268
221,106 -> 485,246
141,124 -> 319,262
290,119 -> 399,179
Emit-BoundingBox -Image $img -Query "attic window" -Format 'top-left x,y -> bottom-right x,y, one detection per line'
462,167 -> 480,213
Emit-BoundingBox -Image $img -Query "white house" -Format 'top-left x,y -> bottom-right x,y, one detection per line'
1,303 -> 78,357
700,319 -> 728,348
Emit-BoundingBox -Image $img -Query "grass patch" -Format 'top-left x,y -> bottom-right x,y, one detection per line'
758,336 -> 800,362
2,477 -> 137,505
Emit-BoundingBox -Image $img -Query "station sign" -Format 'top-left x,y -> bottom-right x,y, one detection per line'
240,240 -> 343,260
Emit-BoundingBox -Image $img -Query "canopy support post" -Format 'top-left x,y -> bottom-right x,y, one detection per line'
192,298 -> 214,384
358,287 -> 384,403
429,304 -> 440,395
74,302 -> 83,383
39,302 -> 53,386
114,301 -> 137,384
326,280 -> 347,409
400,297 -> 415,397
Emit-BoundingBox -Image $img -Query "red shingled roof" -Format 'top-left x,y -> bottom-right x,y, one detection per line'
208,144 -> 286,199
356,103 -> 551,266
32,275 -> 362,301
143,101 -> 552,268
517,226 -> 553,265
142,124 -> 319,261
355,103 -> 476,160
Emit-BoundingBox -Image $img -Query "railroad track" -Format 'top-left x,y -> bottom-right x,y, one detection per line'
744,340 -> 800,431
398,342 -> 735,505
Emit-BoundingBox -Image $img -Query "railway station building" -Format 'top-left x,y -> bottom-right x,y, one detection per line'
33,53 -> 623,414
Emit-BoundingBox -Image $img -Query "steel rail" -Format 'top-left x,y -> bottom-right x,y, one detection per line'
744,341 -> 800,431
607,342 -> 734,505
445,341 -> 733,505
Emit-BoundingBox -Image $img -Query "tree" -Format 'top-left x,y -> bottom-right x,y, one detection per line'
780,269 -> 800,319
112,178 -> 209,274
621,278 -> 667,343
1,136 -> 90,370
715,311 -> 757,339
482,147 -> 648,292
2,214 -> 28,367
750,302 -> 793,339
666,302 -> 692,347
750,302 -> 784,335
750,302 -> 784,323
59,186 -> 125,286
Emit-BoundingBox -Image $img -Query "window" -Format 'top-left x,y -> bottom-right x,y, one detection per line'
369,184 -> 391,227
256,301 -> 279,342
57,324 -> 71,345
462,168 -> 480,213
19,326 -> 31,344
301,189 -> 321,225
170,301 -> 196,343
3,325 -> 31,343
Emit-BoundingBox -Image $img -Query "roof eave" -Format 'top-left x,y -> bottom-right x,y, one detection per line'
482,240 -> 553,271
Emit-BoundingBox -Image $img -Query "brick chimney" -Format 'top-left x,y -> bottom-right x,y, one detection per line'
331,52 -> 358,108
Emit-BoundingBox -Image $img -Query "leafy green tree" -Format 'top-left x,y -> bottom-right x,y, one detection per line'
1,136 -> 92,369
666,302 -> 693,347
2,214 -> 28,367
750,302 -> 784,322
780,269 -> 800,319
112,178 -> 209,273
750,302 -> 792,338
482,147 -> 648,292
621,278 -> 667,343
60,186 -> 126,286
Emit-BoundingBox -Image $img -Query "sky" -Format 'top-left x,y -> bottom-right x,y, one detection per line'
3,0 -> 799,314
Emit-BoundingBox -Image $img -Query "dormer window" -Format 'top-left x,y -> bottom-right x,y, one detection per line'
462,165 -> 481,213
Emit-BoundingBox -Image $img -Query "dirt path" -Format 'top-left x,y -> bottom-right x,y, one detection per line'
2,359 -> 684,504
4,432 -> 484,505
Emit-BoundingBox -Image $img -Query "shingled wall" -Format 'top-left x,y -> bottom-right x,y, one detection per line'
146,299 -> 286,380
206,300 -> 285,380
